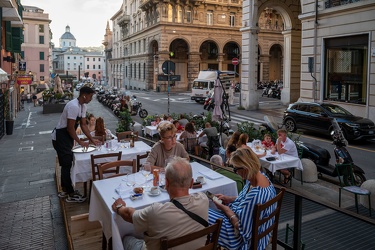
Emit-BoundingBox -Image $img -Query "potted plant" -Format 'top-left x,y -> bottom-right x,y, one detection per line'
3,89 -> 14,135
116,110 -> 134,133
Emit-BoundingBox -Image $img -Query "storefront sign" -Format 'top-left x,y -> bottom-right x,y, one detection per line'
16,76 -> 33,85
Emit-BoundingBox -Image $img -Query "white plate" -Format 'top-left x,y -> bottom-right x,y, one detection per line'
72,145 -> 96,153
147,190 -> 161,196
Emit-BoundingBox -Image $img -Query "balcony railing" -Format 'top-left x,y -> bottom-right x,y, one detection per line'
325,0 -> 362,9
117,14 -> 130,27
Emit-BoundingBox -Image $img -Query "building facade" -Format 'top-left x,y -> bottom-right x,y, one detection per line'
53,25 -> 105,82
21,5 -> 52,90
241,0 -> 375,121
111,0 -> 243,92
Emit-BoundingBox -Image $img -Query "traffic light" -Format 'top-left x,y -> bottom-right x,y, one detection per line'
169,51 -> 175,58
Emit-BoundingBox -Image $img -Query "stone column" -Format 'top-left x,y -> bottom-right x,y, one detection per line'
281,29 -> 301,104
187,52 -> 201,91
217,53 -> 224,71
240,0 -> 259,110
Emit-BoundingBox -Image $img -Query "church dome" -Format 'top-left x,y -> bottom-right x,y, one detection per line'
60,25 -> 76,40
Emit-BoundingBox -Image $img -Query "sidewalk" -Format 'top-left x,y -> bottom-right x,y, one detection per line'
0,95 -> 125,250
0,102 -> 67,250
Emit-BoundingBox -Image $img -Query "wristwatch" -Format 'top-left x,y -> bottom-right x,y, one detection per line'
116,204 -> 123,214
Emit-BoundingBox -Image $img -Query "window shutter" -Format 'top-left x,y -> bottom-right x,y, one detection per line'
5,22 -> 12,51
12,28 -> 22,53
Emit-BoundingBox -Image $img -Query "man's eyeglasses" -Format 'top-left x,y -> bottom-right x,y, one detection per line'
162,135 -> 177,141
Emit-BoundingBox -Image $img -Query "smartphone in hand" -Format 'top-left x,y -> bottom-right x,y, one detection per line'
205,191 -> 222,204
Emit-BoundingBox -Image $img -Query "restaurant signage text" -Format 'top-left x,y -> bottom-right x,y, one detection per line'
16,76 -> 33,85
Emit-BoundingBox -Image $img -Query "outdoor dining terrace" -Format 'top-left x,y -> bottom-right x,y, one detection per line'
59,135 -> 375,250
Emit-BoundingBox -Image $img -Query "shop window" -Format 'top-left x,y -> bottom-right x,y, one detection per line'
324,34 -> 368,104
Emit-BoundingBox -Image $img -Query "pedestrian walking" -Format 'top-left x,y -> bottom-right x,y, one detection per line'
27,93 -> 31,103
51,86 -> 99,203
32,93 -> 37,107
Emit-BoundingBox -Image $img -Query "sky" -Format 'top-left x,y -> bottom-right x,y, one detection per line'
21,0 -> 123,47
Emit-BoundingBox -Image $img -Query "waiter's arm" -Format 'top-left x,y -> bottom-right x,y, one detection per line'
79,118 -> 97,145
67,119 -> 87,147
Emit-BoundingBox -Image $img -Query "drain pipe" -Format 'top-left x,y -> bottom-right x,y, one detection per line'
312,0 -> 318,102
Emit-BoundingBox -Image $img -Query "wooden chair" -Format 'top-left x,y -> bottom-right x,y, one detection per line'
85,152 -> 122,198
336,163 -> 372,216
251,188 -> 285,250
160,218 -> 222,250
116,131 -> 139,142
98,159 -> 137,179
182,137 -> 199,155
136,151 -> 150,172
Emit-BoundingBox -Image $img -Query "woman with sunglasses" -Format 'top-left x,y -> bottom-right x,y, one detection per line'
208,147 -> 276,250
146,122 -> 189,168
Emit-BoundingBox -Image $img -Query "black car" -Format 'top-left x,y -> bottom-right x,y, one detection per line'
283,102 -> 375,141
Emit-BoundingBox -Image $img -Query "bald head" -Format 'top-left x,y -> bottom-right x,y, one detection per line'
165,157 -> 192,188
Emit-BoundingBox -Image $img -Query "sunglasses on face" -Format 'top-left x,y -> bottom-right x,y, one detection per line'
229,165 -> 244,173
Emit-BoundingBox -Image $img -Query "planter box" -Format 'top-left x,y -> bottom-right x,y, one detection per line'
43,103 -> 66,114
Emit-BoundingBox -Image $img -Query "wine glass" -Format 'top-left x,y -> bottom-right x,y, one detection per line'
140,162 -> 151,189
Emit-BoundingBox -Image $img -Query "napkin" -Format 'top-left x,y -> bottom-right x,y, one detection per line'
198,170 -> 223,180
115,183 -> 130,196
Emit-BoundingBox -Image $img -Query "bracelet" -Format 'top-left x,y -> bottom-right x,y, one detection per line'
229,214 -> 237,222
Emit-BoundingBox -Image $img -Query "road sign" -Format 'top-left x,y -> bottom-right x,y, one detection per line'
157,75 -> 181,81
157,75 -> 168,81
162,60 -> 175,74
169,75 -> 181,81
19,61 -> 26,71
232,58 -> 239,66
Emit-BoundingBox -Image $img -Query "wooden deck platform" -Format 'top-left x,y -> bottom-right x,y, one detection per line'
56,157 -> 103,250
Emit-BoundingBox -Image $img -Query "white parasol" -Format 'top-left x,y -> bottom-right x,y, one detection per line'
212,79 -> 223,121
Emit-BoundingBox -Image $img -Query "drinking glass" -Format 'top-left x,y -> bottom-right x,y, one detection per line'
120,139 -> 125,148
140,162 -> 151,189
124,174 -> 135,187
96,142 -> 102,151
159,169 -> 166,186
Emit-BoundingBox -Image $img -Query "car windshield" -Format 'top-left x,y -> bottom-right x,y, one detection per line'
321,104 -> 353,117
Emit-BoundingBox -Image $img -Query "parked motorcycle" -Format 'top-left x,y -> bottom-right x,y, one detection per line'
262,116 -> 366,186
131,96 -> 148,118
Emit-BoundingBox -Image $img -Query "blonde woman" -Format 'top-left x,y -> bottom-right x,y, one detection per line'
208,148 -> 276,250
146,122 -> 189,168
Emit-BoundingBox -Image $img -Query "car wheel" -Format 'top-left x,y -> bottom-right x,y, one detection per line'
284,118 -> 297,132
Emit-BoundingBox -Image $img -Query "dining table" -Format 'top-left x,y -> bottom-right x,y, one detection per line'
246,142 -> 303,174
71,140 -> 152,186
88,161 -> 238,250
144,125 -> 158,137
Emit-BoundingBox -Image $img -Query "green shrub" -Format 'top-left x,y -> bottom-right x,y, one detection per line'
116,110 -> 133,132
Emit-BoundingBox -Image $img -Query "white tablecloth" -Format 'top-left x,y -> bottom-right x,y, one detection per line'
88,161 -> 238,250
145,126 -> 158,137
247,143 -> 303,174
71,140 -> 151,185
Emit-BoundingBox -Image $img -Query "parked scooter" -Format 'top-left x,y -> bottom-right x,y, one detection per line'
262,116 -> 366,186
203,93 -> 213,111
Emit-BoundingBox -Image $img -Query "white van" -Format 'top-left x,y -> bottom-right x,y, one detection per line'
191,70 -> 236,103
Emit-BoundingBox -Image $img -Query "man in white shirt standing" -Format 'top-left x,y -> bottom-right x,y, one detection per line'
52,86 -> 98,202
